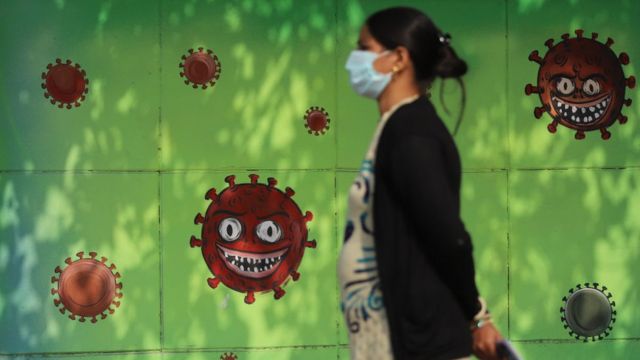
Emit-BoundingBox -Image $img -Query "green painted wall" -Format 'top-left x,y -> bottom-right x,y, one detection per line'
0,0 -> 638,359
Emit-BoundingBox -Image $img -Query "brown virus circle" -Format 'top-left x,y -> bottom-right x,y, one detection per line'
179,47 -> 221,89
304,106 -> 331,135
50,251 -> 123,323
41,58 -> 89,109
525,29 -> 635,140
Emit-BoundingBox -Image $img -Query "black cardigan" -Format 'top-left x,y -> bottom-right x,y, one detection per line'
373,95 -> 481,359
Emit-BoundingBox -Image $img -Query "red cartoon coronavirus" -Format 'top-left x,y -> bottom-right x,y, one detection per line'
304,106 -> 331,135
41,58 -> 89,109
525,29 -> 635,140
179,47 -> 221,89
190,174 -> 316,304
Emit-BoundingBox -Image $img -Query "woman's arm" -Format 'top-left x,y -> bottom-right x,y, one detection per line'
387,134 -> 480,320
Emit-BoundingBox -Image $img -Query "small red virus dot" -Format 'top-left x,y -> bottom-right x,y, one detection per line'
41,58 -> 89,109
50,251 -> 123,323
220,352 -> 238,360
179,47 -> 221,89
304,106 -> 330,135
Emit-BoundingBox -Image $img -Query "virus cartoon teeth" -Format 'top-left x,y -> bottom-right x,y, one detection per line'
50,251 -> 122,323
190,174 -> 316,304
179,47 -> 221,89
41,58 -> 89,109
525,29 -> 635,140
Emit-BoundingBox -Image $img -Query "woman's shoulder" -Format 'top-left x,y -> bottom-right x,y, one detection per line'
383,96 -> 446,141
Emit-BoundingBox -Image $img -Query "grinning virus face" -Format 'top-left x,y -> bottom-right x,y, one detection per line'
525,29 -> 635,140
190,174 -> 316,304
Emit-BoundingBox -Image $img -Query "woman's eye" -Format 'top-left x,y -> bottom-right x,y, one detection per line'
218,218 -> 242,242
583,79 -> 601,96
256,220 -> 282,243
556,77 -> 575,95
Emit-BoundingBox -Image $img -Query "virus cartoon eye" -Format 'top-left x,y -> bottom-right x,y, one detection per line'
556,77 -> 575,95
583,79 -> 601,96
219,218 -> 242,242
256,220 -> 282,243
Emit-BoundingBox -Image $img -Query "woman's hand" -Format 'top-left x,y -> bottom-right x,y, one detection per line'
471,322 -> 503,360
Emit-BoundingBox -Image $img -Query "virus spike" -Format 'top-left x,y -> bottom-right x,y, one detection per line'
51,288 -> 58,295
305,239 -> 317,248
190,235 -> 203,248
525,84 -> 542,95
575,29 -> 584,38
112,300 -> 121,308
204,187 -> 217,201
69,314 -> 76,320
249,174 -> 259,184
91,316 -> 98,323
244,291 -> 255,304
600,128 -> 611,140
194,213 -> 205,224
225,175 -> 236,187
624,99 -> 632,107
79,316 -> 86,322
100,256 -> 108,264
575,130 -> 586,140
544,38 -> 554,48
561,33 -> 570,40
89,252 -> 97,259
273,286 -> 286,300
267,177 -> 277,188
291,270 -> 300,281
618,114 -> 628,124
108,307 -> 115,315
547,120 -> 558,133
59,307 -> 66,314
54,298 -> 61,306
534,106 -> 545,119
207,277 -> 220,289
303,211 -> 313,223
51,276 -> 58,283
528,50 -> 543,64
108,263 -> 117,272
591,32 -> 598,40
55,266 -> 62,274
64,257 -> 73,265
285,186 -> 295,197
101,313 -> 107,320
605,38 -> 614,47
619,53 -> 630,65
626,76 -> 636,88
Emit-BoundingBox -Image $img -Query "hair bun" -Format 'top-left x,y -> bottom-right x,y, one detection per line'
435,45 -> 468,79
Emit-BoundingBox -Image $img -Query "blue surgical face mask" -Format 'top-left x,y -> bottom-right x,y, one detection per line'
345,50 -> 392,99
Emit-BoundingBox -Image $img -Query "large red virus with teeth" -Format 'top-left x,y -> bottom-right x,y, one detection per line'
190,174 -> 316,304
526,29 -> 635,140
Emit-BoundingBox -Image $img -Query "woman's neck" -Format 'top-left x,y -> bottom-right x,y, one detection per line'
377,82 -> 421,115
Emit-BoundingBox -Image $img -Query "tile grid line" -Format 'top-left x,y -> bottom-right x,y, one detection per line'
504,0 -> 512,341
157,0 -> 165,351
333,0 -> 342,356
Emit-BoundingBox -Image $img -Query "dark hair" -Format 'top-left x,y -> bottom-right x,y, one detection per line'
366,7 -> 467,135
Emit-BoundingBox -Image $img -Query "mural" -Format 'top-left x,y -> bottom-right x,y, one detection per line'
525,29 -> 635,139
50,252 -> 123,323
41,58 -> 89,109
304,106 -> 331,135
190,174 -> 316,304
560,282 -> 615,342
179,47 -> 222,89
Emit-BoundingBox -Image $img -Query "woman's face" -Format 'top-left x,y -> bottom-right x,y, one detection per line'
358,25 -> 397,74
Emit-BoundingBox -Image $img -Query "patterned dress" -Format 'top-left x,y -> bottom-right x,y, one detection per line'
338,95 -> 419,360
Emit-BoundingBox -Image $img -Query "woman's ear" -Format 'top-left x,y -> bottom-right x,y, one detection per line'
394,46 -> 412,70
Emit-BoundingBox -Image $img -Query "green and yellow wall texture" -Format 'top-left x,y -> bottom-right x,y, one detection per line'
1,0 -> 639,359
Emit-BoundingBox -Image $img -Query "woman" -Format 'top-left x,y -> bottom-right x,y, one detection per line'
338,7 -> 503,360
